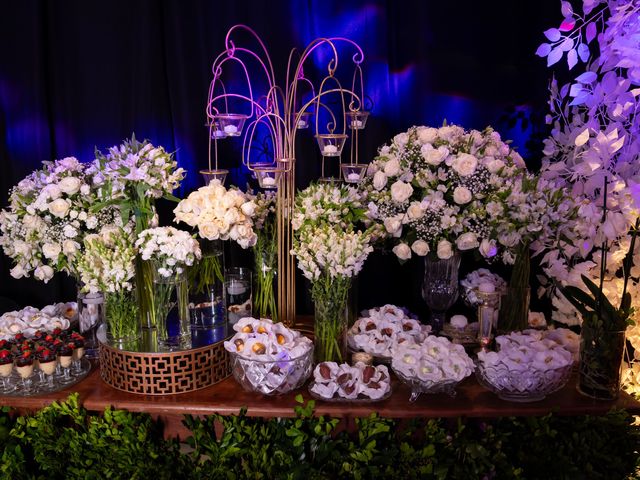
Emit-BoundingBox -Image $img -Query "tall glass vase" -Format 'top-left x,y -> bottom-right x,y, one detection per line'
77,284 -> 105,358
422,253 -> 461,334
134,200 -> 155,332
152,265 -> 188,350
104,289 -> 140,347
253,225 -> 278,321
188,239 -> 226,347
312,276 -> 352,363
498,242 -> 531,333
577,326 -> 626,400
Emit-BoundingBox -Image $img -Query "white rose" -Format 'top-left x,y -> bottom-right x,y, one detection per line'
393,132 -> 409,148
373,171 -> 388,191
479,239 -> 498,258
10,264 -> 27,279
241,201 -> 256,217
58,176 -> 82,195
48,198 -> 71,218
436,240 -> 453,259
453,186 -> 472,204
199,222 -> 220,240
34,265 -> 54,282
384,217 -> 403,236
80,184 -> 91,195
13,241 -> 30,256
42,243 -> 62,260
421,145 -> 448,166
456,232 -> 479,251
411,239 -> 430,256
406,202 -> 425,221
417,127 -> 437,144
392,243 -> 412,260
224,207 -> 240,225
451,153 -> 478,176
486,159 -> 505,174
62,240 -> 80,255
44,184 -> 62,200
383,158 -> 401,177
498,231 -> 520,247
390,181 -> 413,203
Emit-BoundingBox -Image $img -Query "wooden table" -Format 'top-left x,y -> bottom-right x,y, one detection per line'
1,365 -> 639,439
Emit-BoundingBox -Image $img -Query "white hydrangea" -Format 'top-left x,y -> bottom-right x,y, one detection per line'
135,226 -> 201,278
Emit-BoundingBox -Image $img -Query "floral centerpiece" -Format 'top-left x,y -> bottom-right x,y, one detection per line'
247,190 -> 277,320
90,136 -> 185,330
135,227 -> 201,346
291,183 -> 373,363
76,227 -> 138,344
0,157 -> 121,282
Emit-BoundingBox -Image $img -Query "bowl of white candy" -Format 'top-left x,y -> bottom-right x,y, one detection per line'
224,317 -> 313,395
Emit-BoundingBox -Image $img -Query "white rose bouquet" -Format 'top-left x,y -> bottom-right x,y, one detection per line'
364,125 -> 525,261
291,182 -> 374,363
0,156 -> 122,283
135,227 -> 201,345
76,227 -> 138,343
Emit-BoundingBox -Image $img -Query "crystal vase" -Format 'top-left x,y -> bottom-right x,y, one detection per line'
152,264 -> 189,349
498,242 -> 531,333
577,326 -> 626,400
422,253 -> 461,334
77,285 -> 105,359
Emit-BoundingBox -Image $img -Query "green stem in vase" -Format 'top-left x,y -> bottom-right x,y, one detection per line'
133,197 -> 156,329
312,274 -> 351,363
253,225 -> 278,321
154,282 -> 176,341
499,241 -> 530,333
189,255 -> 223,296
105,290 -> 138,341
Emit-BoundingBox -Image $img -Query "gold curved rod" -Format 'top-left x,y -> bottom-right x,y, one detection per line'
207,56 -> 254,119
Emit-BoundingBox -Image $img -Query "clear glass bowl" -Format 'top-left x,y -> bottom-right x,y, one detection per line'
229,347 -> 314,395
476,360 -> 572,402
392,367 -> 465,402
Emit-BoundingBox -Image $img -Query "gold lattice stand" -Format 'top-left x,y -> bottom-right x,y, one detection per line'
99,340 -> 230,395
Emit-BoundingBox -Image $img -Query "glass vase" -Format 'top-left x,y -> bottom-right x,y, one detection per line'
422,253 -> 461,334
254,255 -> 277,321
188,239 -> 226,347
497,287 -> 530,333
104,289 -> 140,347
77,285 -> 105,359
152,264 -> 188,350
577,326 -> 626,400
313,285 -> 351,364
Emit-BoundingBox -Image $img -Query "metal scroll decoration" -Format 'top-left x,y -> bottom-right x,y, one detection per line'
204,25 -> 371,325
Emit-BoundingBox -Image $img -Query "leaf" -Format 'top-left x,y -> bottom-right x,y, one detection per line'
544,28 -> 562,42
586,22 -> 597,43
575,71 -> 597,84
559,37 -> 574,52
536,43 -> 552,57
577,43 -> 590,63
567,49 -> 578,69
575,128 -> 590,146
547,48 -> 563,67
561,1 -> 573,17
559,18 -> 576,32
563,285 -> 597,310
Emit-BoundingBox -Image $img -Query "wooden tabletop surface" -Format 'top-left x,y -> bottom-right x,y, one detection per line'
1,364 -> 638,419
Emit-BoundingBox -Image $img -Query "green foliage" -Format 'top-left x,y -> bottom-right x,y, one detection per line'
0,395 -> 639,479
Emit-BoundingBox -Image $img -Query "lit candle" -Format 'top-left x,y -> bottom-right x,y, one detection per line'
227,280 -> 247,296
351,120 -> 363,129
211,130 -> 225,139
262,176 -> 277,187
323,144 -> 338,155
297,120 -> 308,128
223,124 -> 238,135
450,314 -> 468,329
347,172 -> 360,181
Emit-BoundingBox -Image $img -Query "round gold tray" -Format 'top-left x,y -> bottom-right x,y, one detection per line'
99,338 -> 230,395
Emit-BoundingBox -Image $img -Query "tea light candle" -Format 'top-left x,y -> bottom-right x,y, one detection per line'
211,130 -> 225,139
261,176 -> 277,187
450,314 -> 468,329
347,172 -> 361,181
351,120 -> 364,129
352,351 -> 373,365
323,145 -> 338,155
224,124 -> 238,135
227,280 -> 247,296
297,120 -> 308,128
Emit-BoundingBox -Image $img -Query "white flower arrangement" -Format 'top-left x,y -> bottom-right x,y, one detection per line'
135,227 -> 201,279
460,269 -> 508,306
0,157 -> 122,282
364,125 -> 527,262
90,136 -> 185,202
173,180 -> 258,249
76,227 -> 137,295
391,335 -> 474,384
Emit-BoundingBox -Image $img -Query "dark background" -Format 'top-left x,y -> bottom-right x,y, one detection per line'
0,0 -> 559,316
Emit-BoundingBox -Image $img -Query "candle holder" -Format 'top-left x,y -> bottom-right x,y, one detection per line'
315,134 -> 348,157
474,287 -> 501,350
200,169 -> 229,185
346,110 -> 370,130
340,163 -> 368,184
214,114 -> 248,137
254,167 -> 283,189
205,121 -> 227,139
